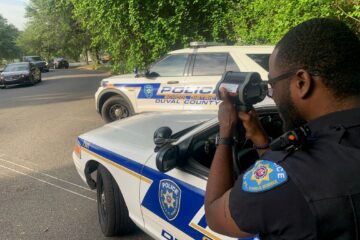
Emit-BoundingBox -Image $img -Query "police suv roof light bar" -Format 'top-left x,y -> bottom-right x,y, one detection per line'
190,42 -> 226,48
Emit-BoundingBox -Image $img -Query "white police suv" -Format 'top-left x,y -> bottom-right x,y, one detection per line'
95,42 -> 273,122
73,98 -> 282,239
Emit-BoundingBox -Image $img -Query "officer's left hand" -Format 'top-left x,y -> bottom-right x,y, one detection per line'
239,110 -> 269,147
218,88 -> 238,138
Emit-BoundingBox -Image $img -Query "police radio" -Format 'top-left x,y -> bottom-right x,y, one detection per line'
215,71 -> 268,111
270,125 -> 311,151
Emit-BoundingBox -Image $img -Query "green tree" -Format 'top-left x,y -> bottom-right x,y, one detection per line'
0,14 -> 20,60
230,0 -> 359,45
70,0 -> 359,73
71,0 -> 236,73
333,0 -> 360,36
17,0 -> 91,61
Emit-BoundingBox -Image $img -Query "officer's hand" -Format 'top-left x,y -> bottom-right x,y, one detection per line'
239,110 -> 269,147
218,88 -> 237,138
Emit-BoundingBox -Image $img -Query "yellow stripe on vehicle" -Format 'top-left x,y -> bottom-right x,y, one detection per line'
81,147 -> 153,184
189,222 -> 220,240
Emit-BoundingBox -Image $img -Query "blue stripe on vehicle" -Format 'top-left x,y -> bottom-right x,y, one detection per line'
199,214 -> 207,228
78,137 -> 143,175
104,83 -> 217,101
140,166 -> 211,239
78,137 -> 257,240
107,83 -> 165,99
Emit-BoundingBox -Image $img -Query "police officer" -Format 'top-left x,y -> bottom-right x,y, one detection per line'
204,18 -> 360,239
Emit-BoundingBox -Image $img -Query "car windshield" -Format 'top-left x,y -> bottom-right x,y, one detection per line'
3,64 -> 29,72
171,121 -> 206,139
28,56 -> 42,61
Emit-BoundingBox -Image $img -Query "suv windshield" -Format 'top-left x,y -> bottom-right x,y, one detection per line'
27,56 -> 42,62
171,121 -> 206,139
3,64 -> 29,72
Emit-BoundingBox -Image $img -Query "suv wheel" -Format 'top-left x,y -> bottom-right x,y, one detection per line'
101,96 -> 133,123
97,165 -> 135,236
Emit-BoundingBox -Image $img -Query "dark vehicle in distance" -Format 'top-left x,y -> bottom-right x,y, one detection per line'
0,62 -> 41,88
22,56 -> 49,73
48,58 -> 69,69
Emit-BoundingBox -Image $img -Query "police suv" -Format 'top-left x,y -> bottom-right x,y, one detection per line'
95,42 -> 273,122
73,97 -> 281,239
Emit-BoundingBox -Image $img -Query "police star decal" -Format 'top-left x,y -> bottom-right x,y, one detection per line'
242,160 -> 288,193
159,179 -> 181,221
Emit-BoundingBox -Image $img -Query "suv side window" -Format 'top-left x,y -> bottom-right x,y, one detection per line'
192,53 -> 239,76
247,54 -> 270,71
150,54 -> 189,77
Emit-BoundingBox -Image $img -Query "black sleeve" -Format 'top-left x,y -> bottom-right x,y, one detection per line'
229,176 -> 316,238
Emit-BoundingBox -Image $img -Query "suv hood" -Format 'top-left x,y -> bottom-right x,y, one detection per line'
79,111 -> 216,163
102,73 -> 142,84
33,61 -> 46,65
1,71 -> 30,76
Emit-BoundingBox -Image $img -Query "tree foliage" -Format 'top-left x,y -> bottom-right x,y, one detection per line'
70,0 -> 236,73
0,15 -> 20,60
70,0 -> 359,73
17,0 -> 359,71
17,0 -> 91,60
230,0 -> 359,44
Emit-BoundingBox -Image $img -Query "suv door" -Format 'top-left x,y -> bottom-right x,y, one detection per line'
140,150 -> 240,239
136,54 -> 190,112
183,53 -> 240,110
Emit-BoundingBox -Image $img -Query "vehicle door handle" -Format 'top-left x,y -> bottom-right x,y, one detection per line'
167,81 -> 179,84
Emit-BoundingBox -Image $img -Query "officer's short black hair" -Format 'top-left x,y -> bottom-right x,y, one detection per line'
275,18 -> 360,99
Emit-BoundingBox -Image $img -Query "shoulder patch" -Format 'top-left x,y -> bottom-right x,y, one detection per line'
242,160 -> 288,193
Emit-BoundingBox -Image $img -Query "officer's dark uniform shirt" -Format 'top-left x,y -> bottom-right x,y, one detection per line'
229,108 -> 360,240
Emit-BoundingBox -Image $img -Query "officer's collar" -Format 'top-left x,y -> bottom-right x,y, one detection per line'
307,107 -> 360,135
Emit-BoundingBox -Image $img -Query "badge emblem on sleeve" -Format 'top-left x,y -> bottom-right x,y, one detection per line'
242,160 -> 288,192
159,179 -> 181,221
144,85 -> 154,98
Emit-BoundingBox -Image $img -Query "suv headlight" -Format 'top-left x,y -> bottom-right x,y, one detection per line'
101,81 -> 108,87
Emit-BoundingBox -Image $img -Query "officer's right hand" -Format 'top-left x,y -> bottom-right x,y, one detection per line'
218,88 -> 238,138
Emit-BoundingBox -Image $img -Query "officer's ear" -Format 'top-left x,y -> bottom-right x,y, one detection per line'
294,69 -> 313,99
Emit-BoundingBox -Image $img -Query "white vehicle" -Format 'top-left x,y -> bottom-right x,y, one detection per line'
73,100 -> 282,239
95,42 -> 273,122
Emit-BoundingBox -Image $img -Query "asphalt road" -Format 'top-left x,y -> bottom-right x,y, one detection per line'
0,69 -> 152,240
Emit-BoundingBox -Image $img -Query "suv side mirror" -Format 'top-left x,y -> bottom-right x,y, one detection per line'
156,145 -> 179,172
146,71 -> 159,78
154,126 -> 172,151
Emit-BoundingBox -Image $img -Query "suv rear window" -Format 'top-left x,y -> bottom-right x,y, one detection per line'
247,54 -> 270,71
192,53 -> 239,76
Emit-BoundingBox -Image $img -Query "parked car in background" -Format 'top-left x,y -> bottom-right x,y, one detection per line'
0,62 -> 41,88
22,56 -> 49,73
48,57 -> 69,69
95,42 -> 273,123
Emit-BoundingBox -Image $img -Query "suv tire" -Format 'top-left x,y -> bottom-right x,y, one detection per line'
97,165 -> 135,236
101,96 -> 133,123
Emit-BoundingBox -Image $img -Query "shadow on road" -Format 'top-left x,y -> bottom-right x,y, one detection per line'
0,160 -> 150,240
